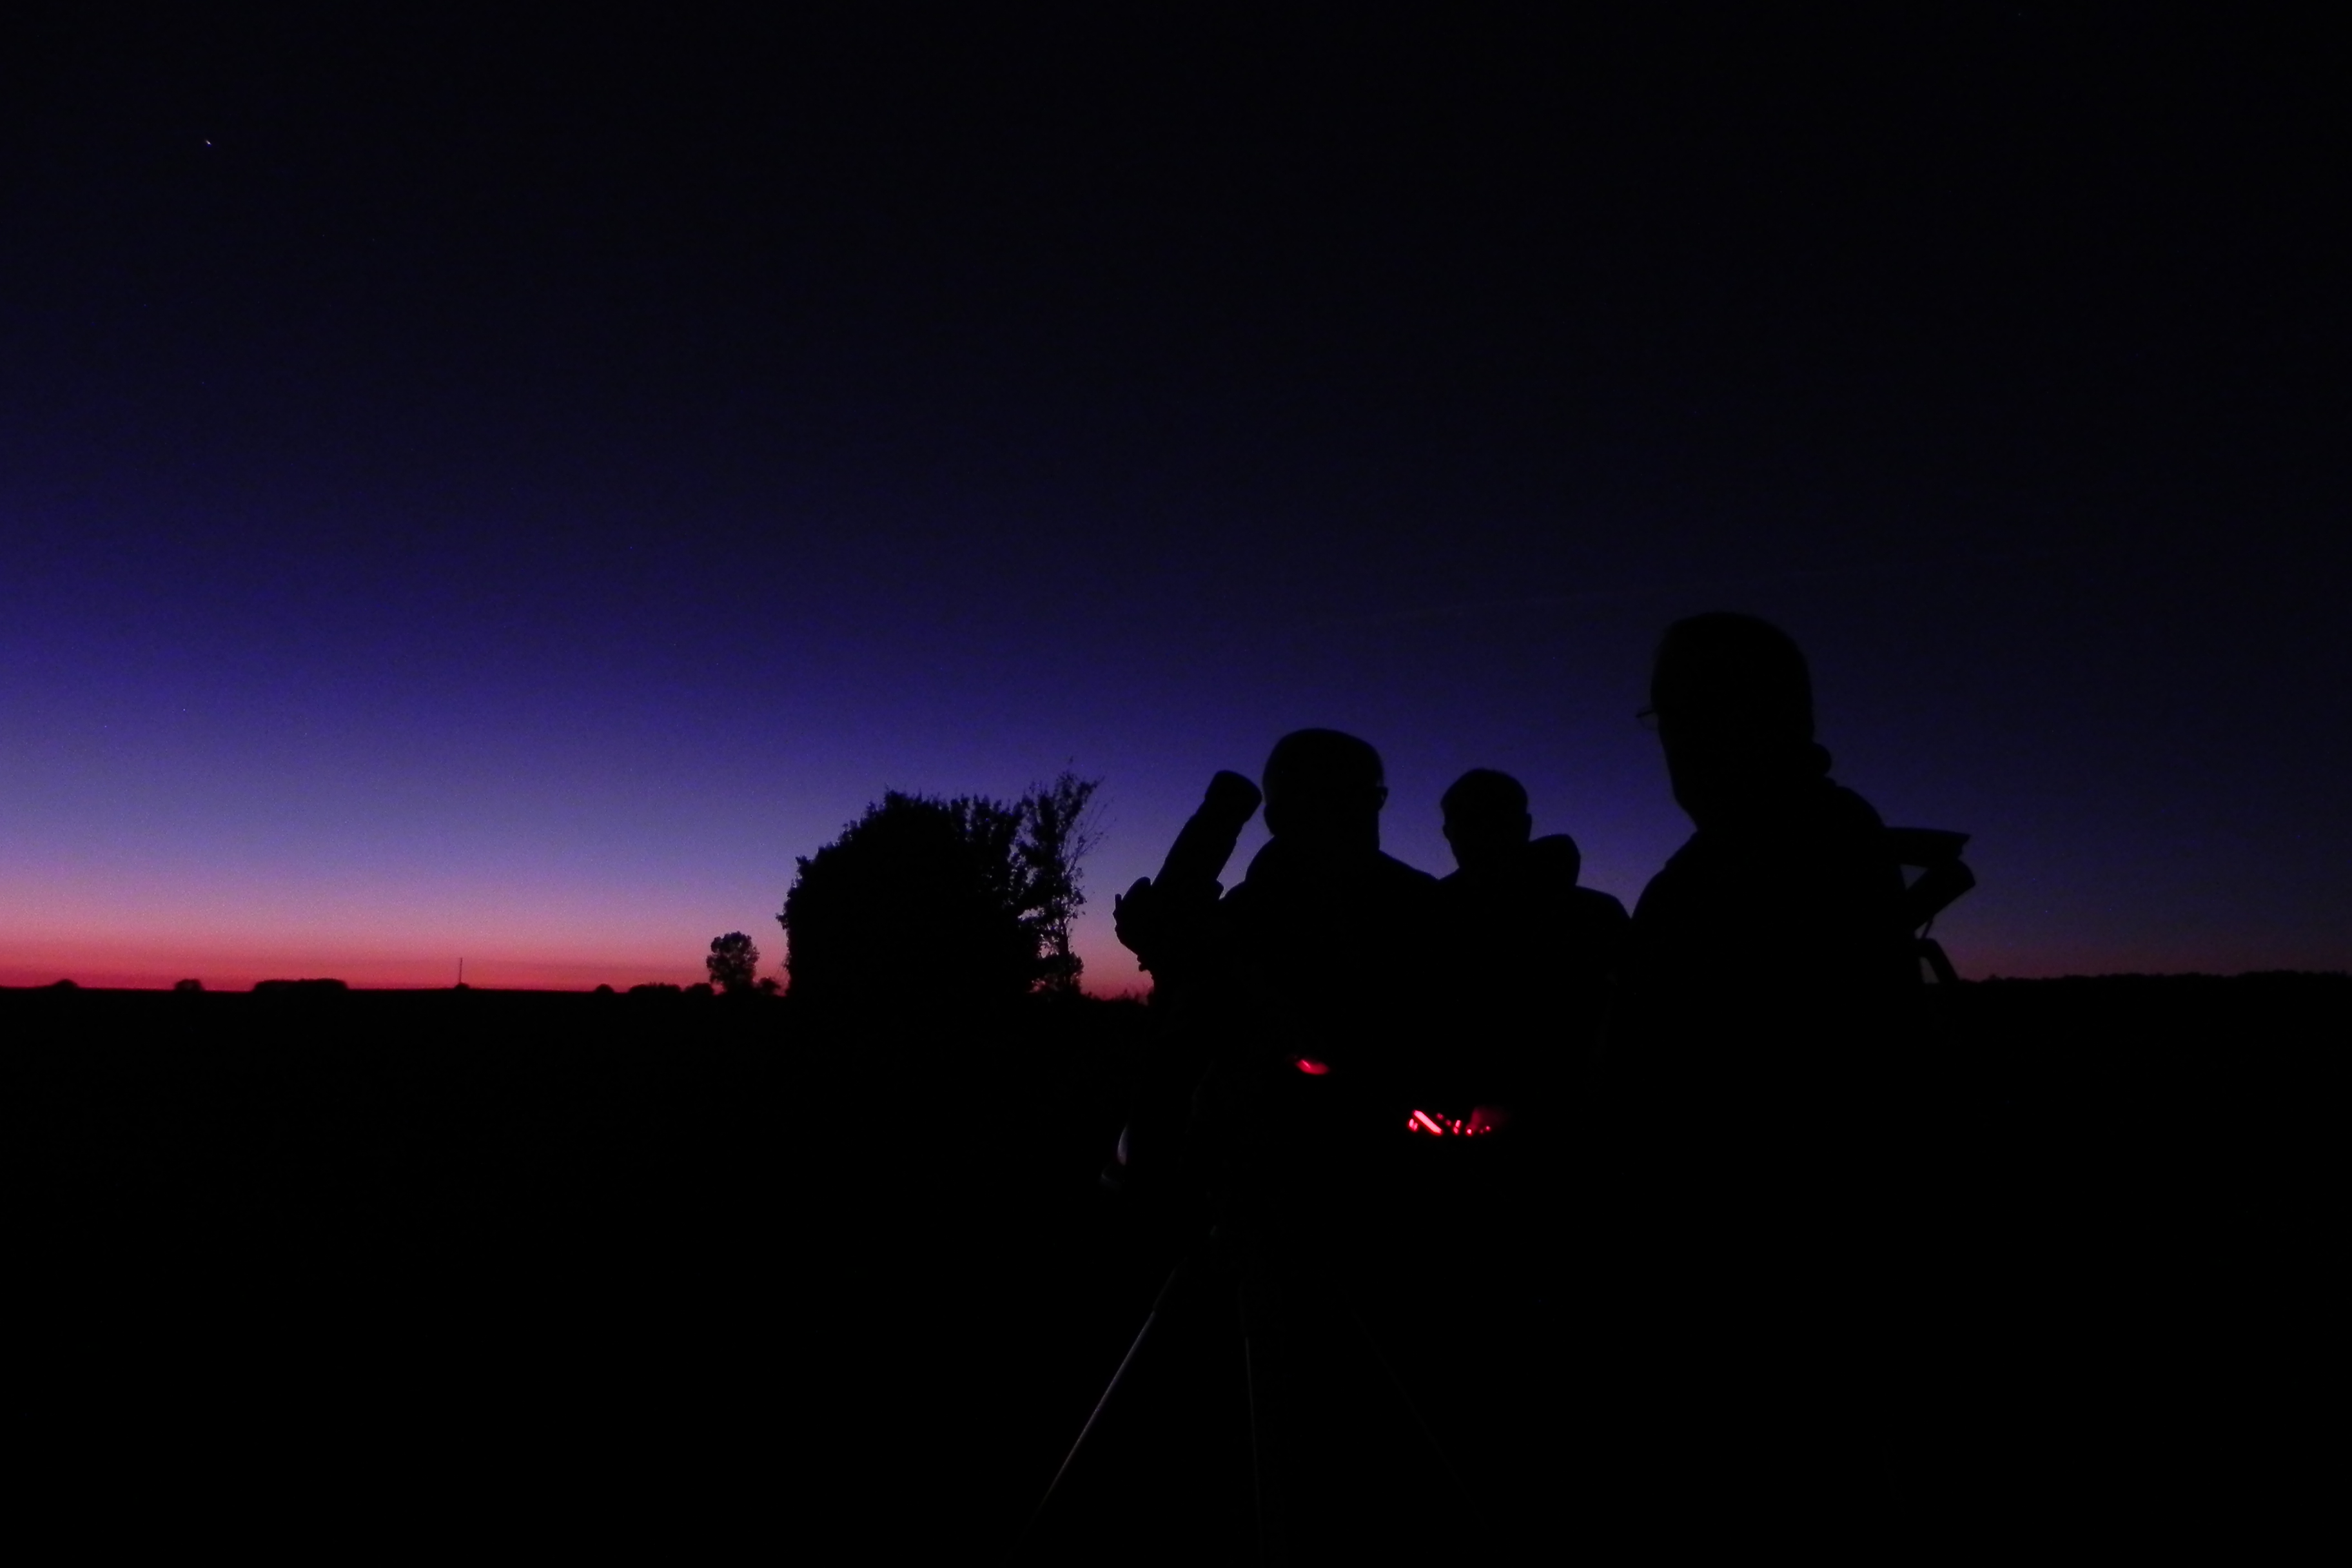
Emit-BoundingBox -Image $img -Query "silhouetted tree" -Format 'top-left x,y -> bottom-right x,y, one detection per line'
707,931 -> 761,994
1022,771 -> 1102,995
781,792 -> 1033,1007
779,772 -> 1102,1005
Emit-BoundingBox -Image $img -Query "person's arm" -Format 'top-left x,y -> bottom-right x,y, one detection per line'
1112,770 -> 1260,982
1104,772 -> 1261,1200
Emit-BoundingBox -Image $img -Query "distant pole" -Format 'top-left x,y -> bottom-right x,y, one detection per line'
458,957 -> 464,986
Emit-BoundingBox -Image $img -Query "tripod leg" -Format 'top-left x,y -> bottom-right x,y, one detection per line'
1023,1255 -> 1194,1544
1238,1268 -> 1293,1568
1329,1286 -> 1482,1522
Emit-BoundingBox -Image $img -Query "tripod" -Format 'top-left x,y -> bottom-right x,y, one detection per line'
1021,1164 -> 1502,1565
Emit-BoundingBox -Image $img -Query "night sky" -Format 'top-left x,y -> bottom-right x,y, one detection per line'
5,6 -> 2346,990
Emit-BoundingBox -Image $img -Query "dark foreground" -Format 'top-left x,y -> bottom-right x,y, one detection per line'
3,975 -> 2333,1556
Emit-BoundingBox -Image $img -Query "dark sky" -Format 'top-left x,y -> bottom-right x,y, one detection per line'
4,5 -> 2346,987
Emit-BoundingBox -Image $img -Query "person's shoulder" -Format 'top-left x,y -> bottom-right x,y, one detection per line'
1523,834 -> 1583,886
1373,850 -> 1442,888
1818,780 -> 1891,835
1636,829 -> 1708,902
1704,781 -> 1891,865
1568,885 -> 1631,925
1807,783 -> 1908,881
1222,839 -> 1287,895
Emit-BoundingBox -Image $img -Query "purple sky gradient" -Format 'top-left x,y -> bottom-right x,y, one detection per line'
3,8 -> 2346,989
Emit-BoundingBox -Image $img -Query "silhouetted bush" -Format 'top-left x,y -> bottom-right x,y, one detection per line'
779,774 -> 1100,1007
173,977 -> 204,993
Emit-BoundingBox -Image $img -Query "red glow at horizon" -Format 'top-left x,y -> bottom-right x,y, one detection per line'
0,940 -> 712,994
1295,1057 -> 1330,1075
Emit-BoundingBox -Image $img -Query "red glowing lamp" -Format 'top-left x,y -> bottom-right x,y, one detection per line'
1405,1106 -> 1505,1137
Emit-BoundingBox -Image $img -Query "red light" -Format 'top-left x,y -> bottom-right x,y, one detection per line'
1406,1106 -> 1510,1138
1295,1057 -> 1330,1076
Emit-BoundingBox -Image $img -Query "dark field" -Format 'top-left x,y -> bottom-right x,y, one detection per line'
5,975 -> 2335,1554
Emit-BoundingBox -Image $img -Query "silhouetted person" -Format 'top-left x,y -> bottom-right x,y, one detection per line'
1593,612 -> 1927,1553
1614,614 -> 1920,1132
1099,731 -> 1462,1552
1435,767 -> 1629,1128
1115,729 -> 1444,1213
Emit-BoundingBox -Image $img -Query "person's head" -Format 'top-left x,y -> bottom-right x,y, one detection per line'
1440,768 -> 1532,874
1261,729 -> 1387,853
1647,612 -> 1832,827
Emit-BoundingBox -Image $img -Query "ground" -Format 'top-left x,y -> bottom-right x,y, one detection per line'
3,976 -> 2331,1555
